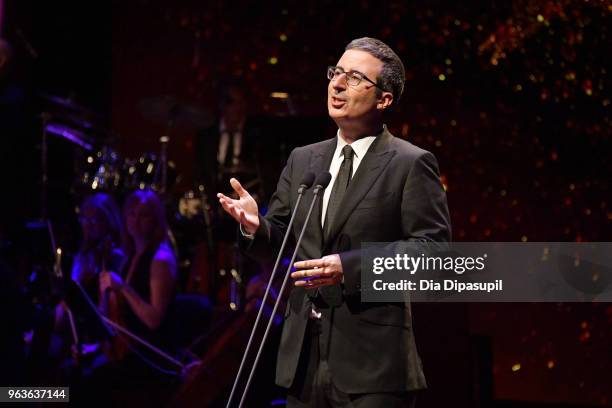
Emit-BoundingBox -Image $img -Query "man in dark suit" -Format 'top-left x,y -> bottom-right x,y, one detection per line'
194,81 -> 265,307
195,82 -> 261,200
217,37 -> 451,407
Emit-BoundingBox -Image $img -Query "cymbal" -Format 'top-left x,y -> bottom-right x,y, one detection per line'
138,95 -> 213,129
45,122 -> 94,151
40,92 -> 99,117
39,92 -> 109,135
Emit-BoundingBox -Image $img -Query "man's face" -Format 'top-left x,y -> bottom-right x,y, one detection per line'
327,49 -> 384,124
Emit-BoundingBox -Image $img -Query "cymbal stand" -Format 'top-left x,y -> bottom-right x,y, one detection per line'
40,112 -> 51,219
157,105 -> 177,194
197,185 -> 217,297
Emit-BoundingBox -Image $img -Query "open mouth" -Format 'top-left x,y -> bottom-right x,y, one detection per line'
331,97 -> 346,108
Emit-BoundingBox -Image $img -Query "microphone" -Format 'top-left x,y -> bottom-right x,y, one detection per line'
236,172 -> 331,407
298,171 -> 316,194
312,171 -> 332,194
226,171 -> 316,408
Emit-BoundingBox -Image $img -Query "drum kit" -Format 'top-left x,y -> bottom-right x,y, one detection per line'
40,92 -> 257,304
76,149 -> 178,195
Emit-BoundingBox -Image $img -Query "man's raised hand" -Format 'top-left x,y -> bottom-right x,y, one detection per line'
217,178 -> 260,234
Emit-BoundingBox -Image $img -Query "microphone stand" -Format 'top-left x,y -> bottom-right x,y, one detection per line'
225,175 -> 314,408
235,178 -> 328,408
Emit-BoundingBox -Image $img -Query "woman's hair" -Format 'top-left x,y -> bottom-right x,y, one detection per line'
122,189 -> 169,255
79,193 -> 124,252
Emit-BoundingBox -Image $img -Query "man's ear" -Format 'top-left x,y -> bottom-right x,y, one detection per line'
377,91 -> 394,111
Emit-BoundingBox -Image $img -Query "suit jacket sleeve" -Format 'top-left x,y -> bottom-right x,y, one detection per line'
340,151 -> 452,296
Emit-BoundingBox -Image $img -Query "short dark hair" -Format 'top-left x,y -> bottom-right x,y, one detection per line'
345,37 -> 406,108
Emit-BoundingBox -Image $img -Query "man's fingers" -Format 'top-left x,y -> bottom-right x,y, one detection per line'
291,267 -> 331,279
217,193 -> 237,207
217,195 -> 231,208
219,199 -> 241,222
294,278 -> 335,288
230,178 -> 248,198
294,259 -> 325,269
218,198 -> 233,214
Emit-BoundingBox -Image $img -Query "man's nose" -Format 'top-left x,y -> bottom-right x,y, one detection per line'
331,71 -> 348,88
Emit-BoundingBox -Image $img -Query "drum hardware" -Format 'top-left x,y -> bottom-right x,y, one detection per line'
40,93 -> 100,118
39,92 -> 108,141
79,147 -> 123,192
45,123 -> 93,151
197,185 -> 217,298
229,268 -> 242,311
159,135 -> 170,193
174,185 -> 220,296
40,112 -> 51,219
139,96 -> 212,194
121,152 -> 178,193
154,100 -> 175,195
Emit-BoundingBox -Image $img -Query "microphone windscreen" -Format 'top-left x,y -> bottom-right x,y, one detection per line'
299,172 -> 316,188
315,172 -> 332,189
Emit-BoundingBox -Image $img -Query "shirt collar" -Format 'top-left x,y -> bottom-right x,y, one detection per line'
335,125 -> 385,159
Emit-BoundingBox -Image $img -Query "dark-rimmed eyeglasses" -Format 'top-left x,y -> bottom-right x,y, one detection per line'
327,66 -> 385,91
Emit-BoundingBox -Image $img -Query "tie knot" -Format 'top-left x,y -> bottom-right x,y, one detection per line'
342,145 -> 354,160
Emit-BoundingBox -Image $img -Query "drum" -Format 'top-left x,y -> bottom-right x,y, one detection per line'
77,147 -> 123,193
178,189 -> 207,220
122,152 -> 177,192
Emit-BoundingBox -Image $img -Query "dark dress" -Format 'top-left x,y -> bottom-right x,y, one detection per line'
72,244 -> 178,405
121,244 -> 176,362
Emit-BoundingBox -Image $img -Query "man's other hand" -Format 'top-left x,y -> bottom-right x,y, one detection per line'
217,177 -> 260,234
291,254 -> 343,288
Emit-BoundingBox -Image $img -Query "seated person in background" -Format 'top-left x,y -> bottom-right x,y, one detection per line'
72,193 -> 126,306
51,193 -> 125,369
70,190 -> 178,404
98,189 -> 177,361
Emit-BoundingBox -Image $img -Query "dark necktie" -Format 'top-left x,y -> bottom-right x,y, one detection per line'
324,144 -> 354,241
319,144 -> 354,307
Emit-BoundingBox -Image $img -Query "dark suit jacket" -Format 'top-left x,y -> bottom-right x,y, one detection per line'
245,127 -> 451,394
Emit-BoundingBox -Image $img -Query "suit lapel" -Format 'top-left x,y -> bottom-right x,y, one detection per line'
306,138 -> 337,248
301,138 -> 336,300
323,129 -> 395,251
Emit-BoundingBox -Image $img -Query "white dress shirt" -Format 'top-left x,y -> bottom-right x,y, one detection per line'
309,128 -> 379,318
240,127 -> 381,239
320,130 -> 377,227
239,126 -> 383,317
